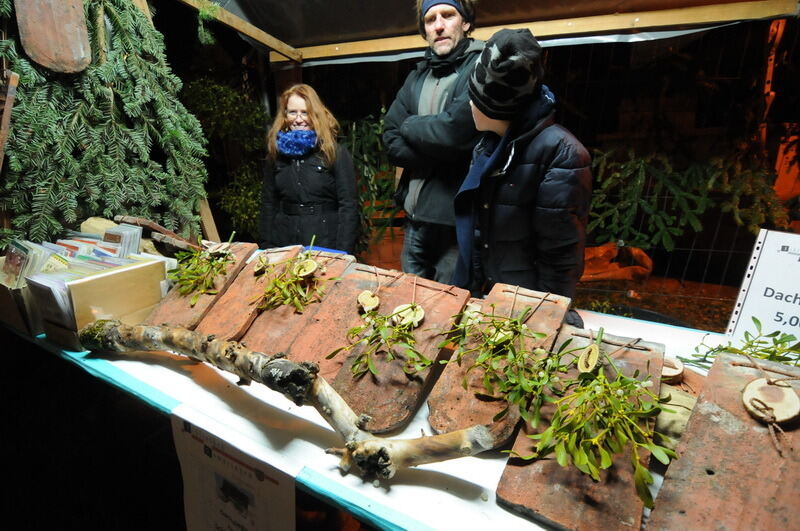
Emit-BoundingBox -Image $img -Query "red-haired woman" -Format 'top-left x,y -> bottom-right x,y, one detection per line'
259,84 -> 359,253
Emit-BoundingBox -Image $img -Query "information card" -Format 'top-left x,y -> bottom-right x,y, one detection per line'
727,229 -> 800,342
172,417 -> 295,531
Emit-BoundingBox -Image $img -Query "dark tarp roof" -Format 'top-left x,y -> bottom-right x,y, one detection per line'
217,0 -> 764,47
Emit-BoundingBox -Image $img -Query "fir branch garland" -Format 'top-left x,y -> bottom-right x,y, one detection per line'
0,0 -> 208,245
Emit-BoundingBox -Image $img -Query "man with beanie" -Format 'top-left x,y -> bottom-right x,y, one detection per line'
383,0 -> 483,283
453,28 -> 592,327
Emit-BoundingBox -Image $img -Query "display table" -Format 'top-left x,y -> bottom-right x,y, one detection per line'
4,310 -> 725,530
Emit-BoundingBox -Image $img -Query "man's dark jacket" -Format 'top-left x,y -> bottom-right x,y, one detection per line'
452,88 -> 592,299
383,39 -> 483,226
259,144 -> 359,253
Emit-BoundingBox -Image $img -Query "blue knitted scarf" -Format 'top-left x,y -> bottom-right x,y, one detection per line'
277,130 -> 318,157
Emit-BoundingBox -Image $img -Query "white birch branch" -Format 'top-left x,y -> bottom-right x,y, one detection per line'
79,320 -> 498,479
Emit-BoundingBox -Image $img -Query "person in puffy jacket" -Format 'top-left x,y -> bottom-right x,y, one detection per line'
383,0 -> 483,282
453,28 -> 592,327
259,84 -> 359,253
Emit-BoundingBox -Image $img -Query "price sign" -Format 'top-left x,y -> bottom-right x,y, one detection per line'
728,229 -> 800,341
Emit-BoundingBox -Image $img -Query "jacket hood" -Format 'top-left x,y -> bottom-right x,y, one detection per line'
476,84 -> 555,174
509,85 -> 557,144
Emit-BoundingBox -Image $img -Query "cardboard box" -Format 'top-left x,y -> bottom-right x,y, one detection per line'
27,259 -> 165,350
0,283 -> 42,336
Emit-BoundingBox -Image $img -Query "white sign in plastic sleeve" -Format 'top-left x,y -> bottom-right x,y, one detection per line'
727,228 -> 800,342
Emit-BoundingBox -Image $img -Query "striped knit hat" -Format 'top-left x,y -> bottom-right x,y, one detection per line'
468,29 -> 544,120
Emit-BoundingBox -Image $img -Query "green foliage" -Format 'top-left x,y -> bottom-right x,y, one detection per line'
181,77 -> 268,240
195,0 -> 221,45
445,315 -> 675,507
526,366 -> 675,509
589,150 -> 711,251
706,155 -> 790,235
326,303 -> 430,377
255,248 -> 331,313
181,77 -> 268,155
168,240 -> 235,307
0,0 -> 208,246
218,163 -> 262,239
340,111 -> 398,254
680,316 -> 800,370
589,149 -> 789,251
585,299 -> 633,318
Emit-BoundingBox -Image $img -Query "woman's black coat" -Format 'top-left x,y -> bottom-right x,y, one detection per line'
259,143 -> 359,253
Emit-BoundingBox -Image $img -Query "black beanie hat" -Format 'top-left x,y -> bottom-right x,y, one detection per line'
469,28 -> 544,120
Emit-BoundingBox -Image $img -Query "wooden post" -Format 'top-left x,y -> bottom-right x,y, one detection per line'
269,0 -> 799,63
759,19 -> 785,148
0,70 -> 19,174
175,0 -> 301,62
198,198 -> 221,242
131,0 -> 153,25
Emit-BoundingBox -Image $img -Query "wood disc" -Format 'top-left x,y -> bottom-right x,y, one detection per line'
391,303 -> 424,327
577,343 -> 600,373
741,377 -> 800,424
357,290 -> 380,312
293,259 -> 318,277
662,357 -> 685,384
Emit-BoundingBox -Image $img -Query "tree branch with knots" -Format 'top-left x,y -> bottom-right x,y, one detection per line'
79,320 -> 499,479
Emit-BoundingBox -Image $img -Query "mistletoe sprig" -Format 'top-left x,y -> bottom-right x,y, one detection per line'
254,248 -> 331,313
524,364 -> 676,508
168,237 -> 235,307
445,311 -> 677,508
680,316 -> 800,370
442,305 -> 578,426
326,304 -> 431,377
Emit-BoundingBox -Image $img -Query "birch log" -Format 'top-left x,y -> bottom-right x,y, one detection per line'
79,320 -> 498,478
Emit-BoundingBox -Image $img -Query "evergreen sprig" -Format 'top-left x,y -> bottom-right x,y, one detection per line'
0,0 -> 208,247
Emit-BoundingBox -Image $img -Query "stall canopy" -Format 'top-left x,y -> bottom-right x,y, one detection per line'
196,0 -> 798,60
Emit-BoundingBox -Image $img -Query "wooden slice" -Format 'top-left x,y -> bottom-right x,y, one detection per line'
742,377 -> 800,424
293,258 -> 318,277
390,303 -> 424,327
662,356 -> 685,384
357,290 -> 380,312
577,343 -> 600,373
